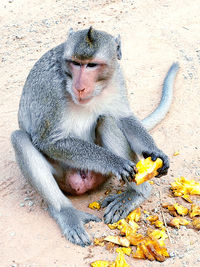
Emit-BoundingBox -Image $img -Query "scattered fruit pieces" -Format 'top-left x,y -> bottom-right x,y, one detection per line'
173,203 -> 188,216
133,236 -> 169,262
192,218 -> 200,230
152,220 -> 164,228
88,201 -> 101,210
182,194 -> 192,203
114,251 -> 130,267
127,233 -> 144,246
116,247 -> 132,256
91,252 -> 130,267
104,236 -> 130,247
171,177 -> 200,196
126,208 -> 141,222
134,157 -> 163,185
189,204 -> 200,218
147,215 -> 159,222
94,238 -> 105,247
173,151 -> 180,156
147,228 -> 168,247
168,217 -> 190,228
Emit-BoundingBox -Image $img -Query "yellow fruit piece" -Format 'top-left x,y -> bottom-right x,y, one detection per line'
147,228 -> 168,247
171,177 -> 200,196
126,207 -> 141,222
182,194 -> 192,203
143,210 -> 150,215
152,220 -> 164,228
134,157 -> 163,185
173,203 -> 188,216
88,201 -> 101,210
115,251 -> 130,267
147,215 -> 159,222
116,247 -> 132,256
104,235 -> 130,247
94,238 -> 105,247
192,218 -> 200,230
127,233 -> 144,246
189,204 -> 200,218
168,217 -> 190,229
173,151 -> 180,156
109,219 -> 139,235
133,236 -> 169,262
107,223 -> 119,230
91,260 -> 111,267
133,245 -> 146,259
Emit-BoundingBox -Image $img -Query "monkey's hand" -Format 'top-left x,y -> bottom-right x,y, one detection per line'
109,156 -> 135,181
142,149 -> 169,177
49,206 -> 101,246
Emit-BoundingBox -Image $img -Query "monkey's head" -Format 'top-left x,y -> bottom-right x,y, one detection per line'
62,27 -> 122,105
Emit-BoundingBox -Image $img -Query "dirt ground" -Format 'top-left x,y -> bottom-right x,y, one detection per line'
0,0 -> 200,266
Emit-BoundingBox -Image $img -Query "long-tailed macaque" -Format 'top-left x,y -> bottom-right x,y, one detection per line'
11,27 -> 179,246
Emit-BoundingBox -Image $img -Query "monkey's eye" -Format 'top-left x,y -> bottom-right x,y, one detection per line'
71,61 -> 81,67
87,63 -> 98,68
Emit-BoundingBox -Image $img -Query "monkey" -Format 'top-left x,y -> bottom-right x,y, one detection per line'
11,27 -> 179,247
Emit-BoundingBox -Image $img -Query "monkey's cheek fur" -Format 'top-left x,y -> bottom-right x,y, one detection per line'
58,169 -> 109,195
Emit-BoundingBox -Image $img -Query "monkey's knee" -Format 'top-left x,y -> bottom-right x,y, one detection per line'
58,169 -> 108,195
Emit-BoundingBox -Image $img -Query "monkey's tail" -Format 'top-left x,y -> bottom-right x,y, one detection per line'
142,62 -> 179,131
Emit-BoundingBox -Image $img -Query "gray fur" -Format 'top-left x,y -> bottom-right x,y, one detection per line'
11,27 -> 178,246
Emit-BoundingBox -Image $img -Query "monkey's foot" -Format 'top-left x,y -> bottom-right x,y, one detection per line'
102,183 -> 151,224
49,206 -> 101,246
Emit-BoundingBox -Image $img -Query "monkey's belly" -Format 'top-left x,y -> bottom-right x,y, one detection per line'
58,169 -> 108,195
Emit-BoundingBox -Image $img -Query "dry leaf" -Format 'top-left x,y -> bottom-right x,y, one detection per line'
134,157 -> 163,185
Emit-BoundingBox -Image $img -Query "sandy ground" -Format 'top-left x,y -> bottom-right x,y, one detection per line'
0,0 -> 200,266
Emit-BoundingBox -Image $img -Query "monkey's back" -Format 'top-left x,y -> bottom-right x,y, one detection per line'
18,43 -> 67,142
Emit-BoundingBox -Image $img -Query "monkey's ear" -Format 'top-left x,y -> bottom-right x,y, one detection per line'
67,28 -> 74,37
115,35 -> 122,60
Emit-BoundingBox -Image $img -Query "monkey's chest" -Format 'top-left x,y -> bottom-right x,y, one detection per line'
61,109 -> 98,142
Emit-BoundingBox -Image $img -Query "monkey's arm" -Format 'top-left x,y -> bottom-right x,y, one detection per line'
38,136 -> 134,179
117,116 -> 169,176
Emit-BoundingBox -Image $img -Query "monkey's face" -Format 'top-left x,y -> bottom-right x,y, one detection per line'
63,27 -> 121,105
65,58 -> 114,105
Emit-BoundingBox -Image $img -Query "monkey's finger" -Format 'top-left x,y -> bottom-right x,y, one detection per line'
76,229 -> 92,246
82,212 -> 101,224
101,194 -> 116,208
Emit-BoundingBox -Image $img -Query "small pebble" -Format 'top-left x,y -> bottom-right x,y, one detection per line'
169,251 -> 176,258
28,201 -> 34,207
20,202 -> 25,207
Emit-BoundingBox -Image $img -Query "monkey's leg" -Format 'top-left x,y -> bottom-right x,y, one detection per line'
96,117 -> 152,224
11,130 -> 101,246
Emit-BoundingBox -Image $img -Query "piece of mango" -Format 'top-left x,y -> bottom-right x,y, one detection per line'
134,157 -> 163,185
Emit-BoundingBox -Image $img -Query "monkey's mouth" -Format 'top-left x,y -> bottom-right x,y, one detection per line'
77,96 -> 92,104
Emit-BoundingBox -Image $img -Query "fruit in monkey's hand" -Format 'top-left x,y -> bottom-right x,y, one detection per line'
134,157 -> 163,185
